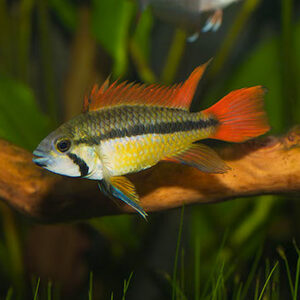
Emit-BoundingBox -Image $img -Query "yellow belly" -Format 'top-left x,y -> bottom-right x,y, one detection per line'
100,130 -> 202,176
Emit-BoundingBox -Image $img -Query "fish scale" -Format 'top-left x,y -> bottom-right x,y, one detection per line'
70,105 -> 216,146
65,105 -> 218,177
101,131 -> 196,176
89,106 -> 214,175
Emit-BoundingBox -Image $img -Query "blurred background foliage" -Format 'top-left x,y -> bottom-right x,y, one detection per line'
0,0 -> 299,299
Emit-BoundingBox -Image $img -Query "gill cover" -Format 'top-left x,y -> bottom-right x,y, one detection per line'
32,126 -> 89,178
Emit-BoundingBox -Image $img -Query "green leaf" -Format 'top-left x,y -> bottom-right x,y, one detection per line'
89,215 -> 140,258
91,0 -> 135,77
0,75 -> 50,150
215,21 -> 300,133
129,7 -> 157,83
48,0 -> 77,31
132,7 -> 153,63
223,37 -> 284,134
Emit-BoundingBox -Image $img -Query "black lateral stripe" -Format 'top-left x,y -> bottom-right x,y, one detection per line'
67,153 -> 89,177
74,118 -> 218,145
101,118 -> 219,140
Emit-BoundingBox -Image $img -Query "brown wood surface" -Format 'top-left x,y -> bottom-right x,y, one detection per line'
0,126 -> 299,222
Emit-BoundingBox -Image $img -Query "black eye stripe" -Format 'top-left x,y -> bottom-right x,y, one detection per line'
67,153 -> 89,177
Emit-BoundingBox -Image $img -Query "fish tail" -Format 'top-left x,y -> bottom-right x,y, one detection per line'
203,86 -> 270,142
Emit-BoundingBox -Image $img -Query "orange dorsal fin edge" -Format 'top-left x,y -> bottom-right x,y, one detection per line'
82,60 -> 211,112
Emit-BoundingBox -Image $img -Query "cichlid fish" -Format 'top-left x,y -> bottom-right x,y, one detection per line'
139,0 -> 242,33
33,62 -> 269,218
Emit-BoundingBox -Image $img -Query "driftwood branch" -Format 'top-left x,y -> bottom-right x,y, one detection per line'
0,126 -> 300,222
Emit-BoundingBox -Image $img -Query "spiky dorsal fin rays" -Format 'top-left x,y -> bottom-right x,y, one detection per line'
82,61 -> 211,112
163,143 -> 230,173
83,76 -> 111,112
171,59 -> 212,108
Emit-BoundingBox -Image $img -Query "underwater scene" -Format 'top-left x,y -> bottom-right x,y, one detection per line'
0,0 -> 300,299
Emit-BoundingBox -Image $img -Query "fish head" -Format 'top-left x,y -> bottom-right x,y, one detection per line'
32,119 -> 98,178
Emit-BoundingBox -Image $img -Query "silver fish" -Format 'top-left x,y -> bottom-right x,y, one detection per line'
139,0 -> 242,33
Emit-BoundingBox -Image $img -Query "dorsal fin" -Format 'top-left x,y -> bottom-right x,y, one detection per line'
171,59 -> 211,109
82,61 -> 210,112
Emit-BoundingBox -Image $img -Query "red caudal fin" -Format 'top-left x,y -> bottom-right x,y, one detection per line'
203,86 -> 270,142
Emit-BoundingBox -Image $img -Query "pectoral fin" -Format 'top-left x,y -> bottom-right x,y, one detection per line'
98,176 -> 147,219
164,143 -> 230,173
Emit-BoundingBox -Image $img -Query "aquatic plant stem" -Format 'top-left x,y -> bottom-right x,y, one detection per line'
130,8 -> 156,83
172,206 -> 184,300
37,0 -> 57,124
0,0 -> 13,74
129,39 -> 157,83
281,0 -> 299,128
0,204 -> 25,297
294,250 -> 300,300
209,0 -> 261,78
257,262 -> 278,300
63,7 -> 98,120
18,0 -> 35,82
194,237 -> 200,300
161,28 -> 187,85
33,278 -> 40,300
88,272 -> 93,300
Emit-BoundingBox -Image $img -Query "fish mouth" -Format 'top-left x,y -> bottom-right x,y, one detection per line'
32,149 -> 50,168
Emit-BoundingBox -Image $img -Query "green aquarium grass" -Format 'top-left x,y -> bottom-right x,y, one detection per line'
33,278 -> 40,300
122,272 -> 134,300
88,272 -> 93,300
47,281 -> 52,300
257,261 -> 278,300
157,209 -> 300,300
5,287 -> 13,300
172,206 -> 185,300
23,237 -> 298,300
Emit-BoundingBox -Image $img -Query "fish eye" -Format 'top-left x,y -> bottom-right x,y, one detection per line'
56,139 -> 71,153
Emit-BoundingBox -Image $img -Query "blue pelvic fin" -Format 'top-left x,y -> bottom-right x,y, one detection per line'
202,9 -> 223,32
98,176 -> 148,219
187,32 -> 199,43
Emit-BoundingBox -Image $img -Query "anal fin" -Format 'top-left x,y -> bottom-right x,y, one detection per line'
164,143 -> 230,173
98,176 -> 147,219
